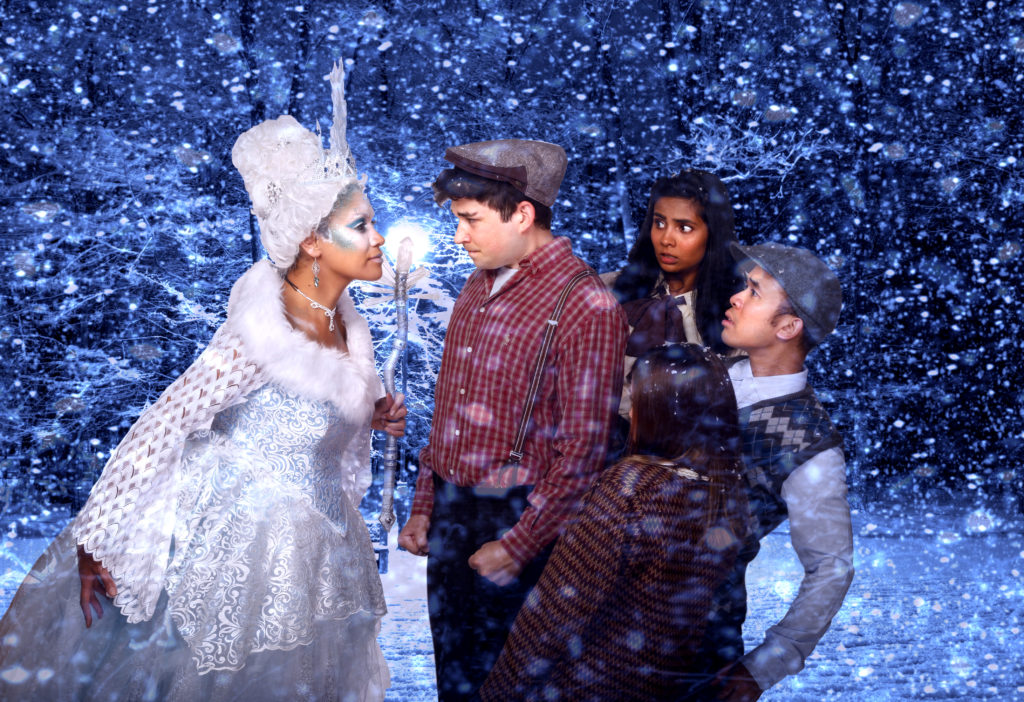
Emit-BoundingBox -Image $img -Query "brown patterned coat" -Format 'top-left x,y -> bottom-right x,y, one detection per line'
480,458 -> 748,701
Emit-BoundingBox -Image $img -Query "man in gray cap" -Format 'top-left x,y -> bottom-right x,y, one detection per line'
398,139 -> 627,700
696,242 -> 853,701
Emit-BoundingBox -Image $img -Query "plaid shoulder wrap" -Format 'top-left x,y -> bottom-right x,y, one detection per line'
740,387 -> 843,539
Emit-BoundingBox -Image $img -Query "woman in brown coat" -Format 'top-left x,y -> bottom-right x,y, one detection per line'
480,344 -> 750,701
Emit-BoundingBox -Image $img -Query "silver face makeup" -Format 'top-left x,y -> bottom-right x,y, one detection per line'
324,216 -> 366,250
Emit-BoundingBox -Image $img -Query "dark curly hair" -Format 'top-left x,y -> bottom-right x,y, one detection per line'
612,170 -> 740,353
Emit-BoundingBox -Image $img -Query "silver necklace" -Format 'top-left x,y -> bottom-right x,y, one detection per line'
285,277 -> 337,332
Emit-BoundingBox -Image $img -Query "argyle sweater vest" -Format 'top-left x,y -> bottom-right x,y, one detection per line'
740,386 -> 843,540
697,377 -> 844,668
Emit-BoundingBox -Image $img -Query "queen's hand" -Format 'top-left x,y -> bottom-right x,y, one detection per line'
77,545 -> 117,628
372,392 -> 407,437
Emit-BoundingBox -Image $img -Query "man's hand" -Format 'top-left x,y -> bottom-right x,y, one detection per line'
468,540 -> 522,586
77,545 -> 117,628
398,514 -> 430,556
713,661 -> 763,702
372,393 -> 407,437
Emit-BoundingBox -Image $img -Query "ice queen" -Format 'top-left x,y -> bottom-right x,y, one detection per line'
0,61 -> 403,701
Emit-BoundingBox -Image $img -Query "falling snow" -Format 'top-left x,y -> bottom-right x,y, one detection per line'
1,0 -> 1021,699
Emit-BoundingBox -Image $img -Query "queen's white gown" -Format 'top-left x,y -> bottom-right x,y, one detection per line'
0,260 -> 390,701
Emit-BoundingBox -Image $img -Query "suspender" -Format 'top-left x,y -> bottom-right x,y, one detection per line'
507,268 -> 596,464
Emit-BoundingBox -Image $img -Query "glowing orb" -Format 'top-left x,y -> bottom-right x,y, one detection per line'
384,221 -> 432,265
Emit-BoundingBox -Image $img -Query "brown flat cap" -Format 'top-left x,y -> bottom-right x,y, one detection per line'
444,139 -> 567,207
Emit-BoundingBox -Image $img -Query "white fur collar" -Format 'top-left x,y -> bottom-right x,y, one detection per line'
225,260 -> 382,419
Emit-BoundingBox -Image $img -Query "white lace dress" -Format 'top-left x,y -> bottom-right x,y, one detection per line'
0,261 -> 390,701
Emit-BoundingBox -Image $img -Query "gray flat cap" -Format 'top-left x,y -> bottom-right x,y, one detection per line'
730,242 -> 842,345
444,139 -> 567,207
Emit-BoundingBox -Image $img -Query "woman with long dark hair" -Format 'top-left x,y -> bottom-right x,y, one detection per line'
607,170 -> 741,433
613,169 -> 739,350
480,344 -> 751,701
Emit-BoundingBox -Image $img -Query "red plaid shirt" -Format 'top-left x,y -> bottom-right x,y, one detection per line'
412,237 -> 628,566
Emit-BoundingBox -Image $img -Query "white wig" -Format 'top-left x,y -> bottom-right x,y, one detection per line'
231,62 -> 361,269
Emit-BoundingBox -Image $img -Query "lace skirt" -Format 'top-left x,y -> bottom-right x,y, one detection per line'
0,440 -> 389,701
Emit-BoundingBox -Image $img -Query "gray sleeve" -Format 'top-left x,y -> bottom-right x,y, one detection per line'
741,447 -> 854,690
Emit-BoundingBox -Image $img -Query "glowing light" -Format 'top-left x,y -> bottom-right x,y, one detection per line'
384,220 -> 432,264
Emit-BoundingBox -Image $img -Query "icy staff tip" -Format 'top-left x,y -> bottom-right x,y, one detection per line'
397,237 -> 413,274
385,221 -> 432,265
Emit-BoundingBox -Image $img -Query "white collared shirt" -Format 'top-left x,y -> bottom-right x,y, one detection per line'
489,266 -> 517,295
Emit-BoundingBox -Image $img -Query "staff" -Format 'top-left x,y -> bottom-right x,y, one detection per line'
379,236 -> 413,531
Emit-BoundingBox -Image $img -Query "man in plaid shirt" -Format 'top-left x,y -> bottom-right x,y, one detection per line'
398,139 -> 627,701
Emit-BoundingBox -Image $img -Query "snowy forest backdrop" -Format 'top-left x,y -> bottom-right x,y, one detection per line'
2,0 -> 1021,534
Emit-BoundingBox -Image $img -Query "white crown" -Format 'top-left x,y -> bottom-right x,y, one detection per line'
232,61 -> 361,269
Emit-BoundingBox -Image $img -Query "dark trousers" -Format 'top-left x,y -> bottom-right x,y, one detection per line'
426,475 -> 552,702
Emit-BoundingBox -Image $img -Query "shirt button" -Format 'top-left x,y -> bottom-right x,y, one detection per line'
478,307 -> 485,313
455,429 -> 460,436
459,388 -> 466,395
466,346 -> 473,354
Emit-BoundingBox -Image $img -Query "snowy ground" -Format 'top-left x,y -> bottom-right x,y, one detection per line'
3,507 -> 1022,700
